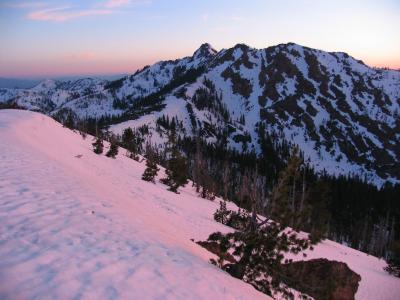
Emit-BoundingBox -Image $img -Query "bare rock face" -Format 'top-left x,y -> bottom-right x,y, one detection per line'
196,241 -> 236,263
281,258 -> 361,300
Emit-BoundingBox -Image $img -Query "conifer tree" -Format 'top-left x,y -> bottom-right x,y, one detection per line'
106,136 -> 119,158
122,127 -> 140,160
142,143 -> 159,183
192,136 -> 215,200
214,200 -> 230,224
222,160 -> 230,200
161,129 -> 188,193
307,180 -> 331,243
77,120 -> 87,140
64,113 -> 75,129
269,147 -> 309,230
92,137 -> 104,154
207,204 -> 309,297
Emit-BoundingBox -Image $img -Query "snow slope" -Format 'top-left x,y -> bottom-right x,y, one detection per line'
0,110 -> 399,299
0,109 -> 268,300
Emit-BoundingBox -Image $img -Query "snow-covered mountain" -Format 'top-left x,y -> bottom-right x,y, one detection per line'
1,109 -> 399,299
0,77 -> 108,113
1,43 -> 399,185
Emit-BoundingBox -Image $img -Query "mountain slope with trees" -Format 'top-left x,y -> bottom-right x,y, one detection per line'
1,42 -> 398,185
1,43 -> 399,263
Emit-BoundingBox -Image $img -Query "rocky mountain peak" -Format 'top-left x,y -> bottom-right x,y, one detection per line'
193,43 -> 218,60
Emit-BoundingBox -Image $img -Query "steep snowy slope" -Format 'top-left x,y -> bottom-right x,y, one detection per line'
0,109 -> 399,299
0,109 -> 268,300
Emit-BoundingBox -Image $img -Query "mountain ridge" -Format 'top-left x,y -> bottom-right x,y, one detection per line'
1,42 -> 399,186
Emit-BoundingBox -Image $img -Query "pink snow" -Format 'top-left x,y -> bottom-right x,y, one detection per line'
0,109 -> 399,299
0,109 -> 268,300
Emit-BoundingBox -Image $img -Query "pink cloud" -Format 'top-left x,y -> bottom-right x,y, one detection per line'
28,7 -> 113,22
21,0 -> 151,22
104,0 -> 131,8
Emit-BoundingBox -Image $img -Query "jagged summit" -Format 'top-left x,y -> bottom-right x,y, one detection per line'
192,43 -> 218,59
232,43 -> 251,50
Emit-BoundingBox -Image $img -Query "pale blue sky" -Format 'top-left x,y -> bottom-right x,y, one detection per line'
0,0 -> 399,78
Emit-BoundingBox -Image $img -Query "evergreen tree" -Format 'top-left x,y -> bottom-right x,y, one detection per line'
142,143 -> 159,183
269,147 -> 304,228
76,120 -> 87,140
192,136 -> 215,200
106,136 -> 119,158
122,127 -> 140,160
208,161 -> 311,297
214,200 -> 230,224
207,205 -> 309,298
222,160 -> 230,200
386,240 -> 400,277
64,113 -> 75,129
270,146 -> 301,226
161,129 -> 188,193
307,180 -> 331,243
92,137 -> 104,154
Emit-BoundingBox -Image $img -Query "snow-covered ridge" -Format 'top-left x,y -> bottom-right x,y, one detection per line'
0,109 -> 399,299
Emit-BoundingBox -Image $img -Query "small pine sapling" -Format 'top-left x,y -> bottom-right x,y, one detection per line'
106,137 -> 119,158
92,137 -> 104,154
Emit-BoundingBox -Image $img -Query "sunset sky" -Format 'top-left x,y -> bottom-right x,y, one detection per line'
0,0 -> 399,78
